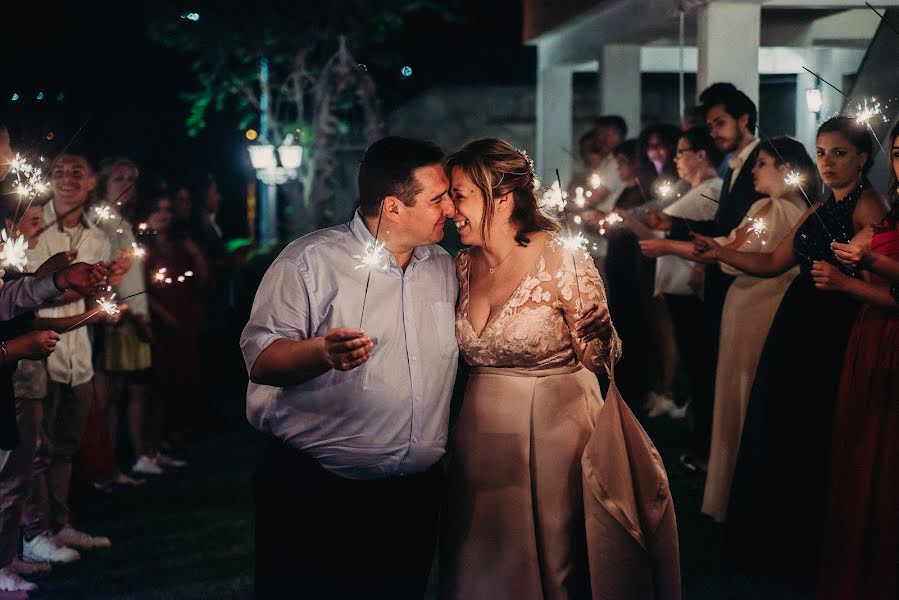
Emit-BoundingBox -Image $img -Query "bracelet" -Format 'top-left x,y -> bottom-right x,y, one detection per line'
0,341 -> 7,366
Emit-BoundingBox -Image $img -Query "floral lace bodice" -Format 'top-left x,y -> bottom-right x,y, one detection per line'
455,239 -> 622,371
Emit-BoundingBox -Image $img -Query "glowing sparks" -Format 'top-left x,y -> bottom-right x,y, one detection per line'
0,230 -> 29,270
96,294 -> 120,316
540,181 -> 567,212
137,222 -> 149,233
854,98 -> 882,126
656,180 -> 674,198
604,212 -> 624,226
9,153 -> 49,200
587,173 -> 602,190
574,187 -> 586,208
92,204 -> 115,221
784,170 -> 803,187
153,267 -> 167,283
353,240 -> 388,271
573,215 -> 582,224
749,218 -> 767,237
184,270 -> 194,277
559,231 -> 589,253
130,242 -> 146,258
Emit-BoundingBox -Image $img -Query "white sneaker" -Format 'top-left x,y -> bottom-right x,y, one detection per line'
646,392 -> 677,418
155,452 -> 187,468
0,567 -> 37,592
22,533 -> 80,564
114,472 -> 145,486
9,557 -> 51,576
55,525 -> 111,550
133,455 -> 164,475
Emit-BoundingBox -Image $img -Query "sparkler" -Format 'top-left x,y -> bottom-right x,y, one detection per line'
9,153 -> 50,201
0,229 -> 29,271
781,167 -> 834,240
358,202 -> 386,328
748,217 -> 768,245
587,173 -> 602,190
556,169 -> 585,311
656,180 -> 675,199
92,204 -> 116,222
353,240 -> 387,271
130,242 -> 146,259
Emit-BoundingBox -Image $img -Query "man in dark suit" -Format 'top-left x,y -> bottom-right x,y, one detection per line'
649,83 -> 763,468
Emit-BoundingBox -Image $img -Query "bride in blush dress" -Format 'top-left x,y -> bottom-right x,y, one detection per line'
439,138 -> 624,599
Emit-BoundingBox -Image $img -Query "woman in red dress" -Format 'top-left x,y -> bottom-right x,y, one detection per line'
137,192 -> 208,472
813,122 -> 899,600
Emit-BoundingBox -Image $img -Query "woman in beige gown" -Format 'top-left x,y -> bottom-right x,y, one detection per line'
440,139 -> 622,599
637,138 -> 812,521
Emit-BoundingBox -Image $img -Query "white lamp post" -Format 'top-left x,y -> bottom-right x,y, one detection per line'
248,141 -> 303,244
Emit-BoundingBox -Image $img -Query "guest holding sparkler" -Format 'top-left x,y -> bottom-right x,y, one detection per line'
579,140 -> 661,409
136,192 -> 207,473
21,152 -> 131,556
637,123 -> 682,197
441,139 -> 678,599
242,137 -> 457,599
638,126 -> 722,425
640,137 -> 811,521
692,116 -> 888,586
646,83 -> 763,469
814,122 -> 899,600
89,157 -> 151,489
584,115 -> 627,211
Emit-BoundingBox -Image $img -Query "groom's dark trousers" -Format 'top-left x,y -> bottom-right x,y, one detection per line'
254,438 -> 444,599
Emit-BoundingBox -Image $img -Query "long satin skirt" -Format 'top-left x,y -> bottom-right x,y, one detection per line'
440,365 -> 603,600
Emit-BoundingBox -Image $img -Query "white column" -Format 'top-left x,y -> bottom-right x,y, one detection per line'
696,1 -> 760,107
599,44 -> 642,137
535,62 -> 574,185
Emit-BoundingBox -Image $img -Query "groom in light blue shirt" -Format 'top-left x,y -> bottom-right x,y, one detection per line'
241,137 -> 458,599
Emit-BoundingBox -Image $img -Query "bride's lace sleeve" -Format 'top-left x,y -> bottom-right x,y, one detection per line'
553,244 -> 622,372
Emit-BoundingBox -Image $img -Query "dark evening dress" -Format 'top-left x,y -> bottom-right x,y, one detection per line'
818,223 -> 899,600
725,182 -> 865,585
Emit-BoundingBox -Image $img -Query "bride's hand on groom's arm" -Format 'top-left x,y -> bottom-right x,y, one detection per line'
576,301 -> 612,343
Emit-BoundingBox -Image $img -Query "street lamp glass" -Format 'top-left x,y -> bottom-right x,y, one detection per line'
248,144 -> 277,170
278,145 -> 303,170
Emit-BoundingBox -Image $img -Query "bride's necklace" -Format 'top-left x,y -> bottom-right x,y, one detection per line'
482,245 -> 516,275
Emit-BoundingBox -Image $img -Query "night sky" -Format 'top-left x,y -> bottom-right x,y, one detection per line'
1,0 -> 534,236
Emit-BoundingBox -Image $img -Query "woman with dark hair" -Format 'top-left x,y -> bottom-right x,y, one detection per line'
440,138 -> 629,597
638,126 -> 723,420
638,123 -> 682,196
692,116 -> 889,586
133,192 -> 208,474
580,139 -> 660,408
814,122 -> 899,600
644,137 -> 811,521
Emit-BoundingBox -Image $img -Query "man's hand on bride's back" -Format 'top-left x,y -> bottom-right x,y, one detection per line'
575,301 -> 612,343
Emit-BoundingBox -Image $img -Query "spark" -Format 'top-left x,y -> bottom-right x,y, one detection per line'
96,293 -> 121,316
559,231 -> 589,253
604,212 -> 624,226
130,242 -> 146,258
784,171 -> 803,186
0,230 -> 29,270
573,215 -> 582,224
92,204 -> 115,221
573,186 -> 586,208
153,267 -> 167,283
9,154 -> 49,201
854,98 -> 881,126
353,240 -> 388,271
748,217 -> 767,238
656,180 -> 675,198
184,270 -> 194,277
540,181 -> 567,212
587,173 -> 602,190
